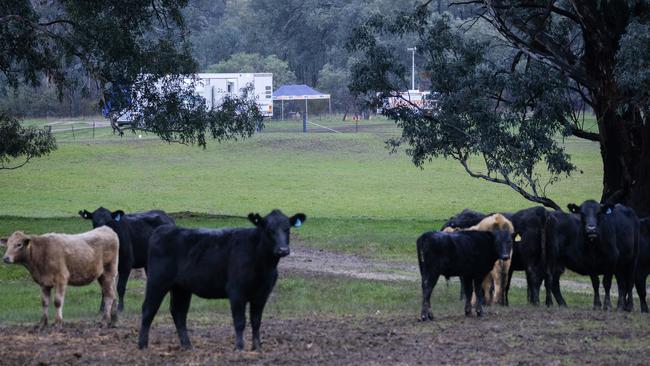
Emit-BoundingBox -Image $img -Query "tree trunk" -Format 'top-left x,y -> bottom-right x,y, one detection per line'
594,98 -> 650,217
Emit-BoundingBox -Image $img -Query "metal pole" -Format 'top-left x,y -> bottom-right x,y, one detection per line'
281,100 -> 284,121
329,98 -> 332,120
93,122 -> 95,139
303,99 -> 307,133
72,125 -> 75,140
407,47 -> 417,90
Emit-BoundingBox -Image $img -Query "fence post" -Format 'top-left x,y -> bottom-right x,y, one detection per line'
72,125 -> 75,140
93,122 -> 95,139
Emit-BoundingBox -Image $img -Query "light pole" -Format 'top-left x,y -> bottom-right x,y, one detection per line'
407,47 -> 416,91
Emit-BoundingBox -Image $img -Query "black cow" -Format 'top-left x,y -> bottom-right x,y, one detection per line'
440,209 -> 488,300
138,210 -> 306,351
506,206 -> 566,307
79,207 -> 175,311
563,200 -> 640,311
441,209 -> 487,230
417,229 -> 512,319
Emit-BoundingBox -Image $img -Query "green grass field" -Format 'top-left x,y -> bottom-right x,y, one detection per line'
0,115 -> 605,325
5,116 -> 601,219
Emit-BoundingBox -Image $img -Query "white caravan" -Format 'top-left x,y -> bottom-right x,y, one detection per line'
195,73 -> 273,117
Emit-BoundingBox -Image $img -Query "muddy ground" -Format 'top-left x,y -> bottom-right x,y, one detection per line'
2,307 -> 649,366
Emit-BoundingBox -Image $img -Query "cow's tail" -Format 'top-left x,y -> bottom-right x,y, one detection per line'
539,207 -> 548,270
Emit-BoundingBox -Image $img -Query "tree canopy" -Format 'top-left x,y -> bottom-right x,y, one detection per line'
349,1 -> 650,213
1,0 -> 262,169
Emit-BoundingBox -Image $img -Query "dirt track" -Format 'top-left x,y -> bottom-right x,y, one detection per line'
1,308 -> 648,366
282,245 -> 599,295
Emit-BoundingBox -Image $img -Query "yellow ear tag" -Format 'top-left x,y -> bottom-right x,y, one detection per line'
514,234 -> 522,242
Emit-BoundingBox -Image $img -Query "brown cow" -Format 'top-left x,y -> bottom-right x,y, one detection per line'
445,214 -> 515,305
1,227 -> 119,327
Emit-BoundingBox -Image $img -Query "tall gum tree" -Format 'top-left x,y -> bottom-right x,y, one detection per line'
349,1 -> 650,215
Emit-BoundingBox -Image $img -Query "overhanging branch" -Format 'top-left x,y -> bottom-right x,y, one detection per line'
459,154 -> 562,210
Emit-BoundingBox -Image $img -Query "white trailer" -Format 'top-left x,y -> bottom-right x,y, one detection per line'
195,73 -> 273,117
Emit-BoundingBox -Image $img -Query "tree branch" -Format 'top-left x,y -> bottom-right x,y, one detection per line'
459,155 -> 562,210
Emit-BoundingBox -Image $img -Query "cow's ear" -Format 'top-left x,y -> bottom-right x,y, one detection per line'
601,203 -> 615,215
0,238 -> 6,247
112,210 -> 125,222
290,213 -> 306,228
79,210 -> 93,220
567,204 -> 580,214
248,213 -> 264,227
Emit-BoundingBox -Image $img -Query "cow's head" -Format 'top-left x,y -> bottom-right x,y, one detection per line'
2,231 -> 31,264
568,200 -> 614,241
248,210 -> 306,258
79,207 -> 125,228
493,229 -> 512,260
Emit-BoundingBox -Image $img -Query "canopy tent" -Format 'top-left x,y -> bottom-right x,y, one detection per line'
273,84 -> 331,132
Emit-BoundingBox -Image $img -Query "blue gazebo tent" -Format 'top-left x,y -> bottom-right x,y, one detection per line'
273,84 -> 331,132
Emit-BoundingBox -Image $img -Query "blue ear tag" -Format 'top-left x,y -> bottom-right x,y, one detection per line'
606,208 -> 612,215
115,213 -> 121,222
294,218 -> 302,228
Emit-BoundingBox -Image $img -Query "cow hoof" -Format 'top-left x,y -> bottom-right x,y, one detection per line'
420,310 -> 434,321
464,311 -> 471,317
138,343 -> 148,350
476,311 -> 483,318
641,306 -> 648,313
181,343 -> 193,351
118,303 -> 125,312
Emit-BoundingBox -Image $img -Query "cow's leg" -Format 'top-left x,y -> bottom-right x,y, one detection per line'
497,260 -> 510,306
624,266 -> 636,312
170,287 -> 193,349
462,276 -> 474,316
229,297 -> 247,351
116,269 -> 131,313
615,272 -> 634,312
39,286 -> 51,328
635,274 -> 648,313
53,283 -> 66,328
459,277 -> 466,301
482,272 -> 493,306
98,274 -> 116,326
250,295 -> 271,351
473,277 -> 484,317
551,271 -> 567,307
420,272 -> 438,321
526,267 -> 540,306
138,284 -> 170,349
603,274 -> 613,311
544,274 -> 553,307
590,275 -> 602,310
504,265 -> 515,306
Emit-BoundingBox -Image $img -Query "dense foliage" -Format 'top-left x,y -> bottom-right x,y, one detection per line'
349,1 -> 650,212
0,0 -> 262,161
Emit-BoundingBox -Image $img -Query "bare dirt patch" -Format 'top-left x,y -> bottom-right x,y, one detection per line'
282,245 -> 597,295
1,309 -> 647,365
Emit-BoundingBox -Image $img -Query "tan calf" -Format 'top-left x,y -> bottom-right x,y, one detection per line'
1,227 -> 119,327
446,214 -> 515,306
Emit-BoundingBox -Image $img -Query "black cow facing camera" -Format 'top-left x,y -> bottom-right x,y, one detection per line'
417,229 -> 512,320
564,200 -> 639,311
138,209 -> 306,351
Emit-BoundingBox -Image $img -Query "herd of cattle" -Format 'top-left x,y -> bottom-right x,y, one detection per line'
420,200 -> 648,321
0,199 -> 648,351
